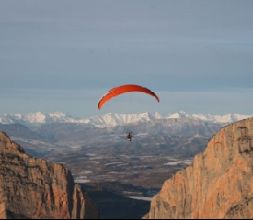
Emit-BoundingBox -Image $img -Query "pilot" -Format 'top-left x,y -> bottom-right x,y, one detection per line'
127,132 -> 133,142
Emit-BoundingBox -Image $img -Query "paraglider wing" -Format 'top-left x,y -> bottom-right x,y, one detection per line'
98,84 -> 160,109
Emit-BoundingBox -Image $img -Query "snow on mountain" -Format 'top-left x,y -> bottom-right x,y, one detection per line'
167,111 -> 189,119
0,112 -> 251,127
191,113 -> 251,124
0,115 -> 14,124
85,112 -> 161,127
0,113 -> 45,124
24,112 -> 47,124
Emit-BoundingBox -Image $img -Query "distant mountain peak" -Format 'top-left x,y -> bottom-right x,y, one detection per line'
0,112 -> 252,127
167,111 -> 189,119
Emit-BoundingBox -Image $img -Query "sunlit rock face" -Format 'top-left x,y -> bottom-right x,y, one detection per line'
145,117 -> 253,219
0,132 -> 98,219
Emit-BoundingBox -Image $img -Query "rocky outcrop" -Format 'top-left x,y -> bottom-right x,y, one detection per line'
0,132 -> 98,219
0,197 -> 7,219
145,117 -> 253,219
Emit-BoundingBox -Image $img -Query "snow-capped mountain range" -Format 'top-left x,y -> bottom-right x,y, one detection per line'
0,112 -> 251,127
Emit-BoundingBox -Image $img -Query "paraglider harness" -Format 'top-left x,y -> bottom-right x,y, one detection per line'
127,132 -> 133,142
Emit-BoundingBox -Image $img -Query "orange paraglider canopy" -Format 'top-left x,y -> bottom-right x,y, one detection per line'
98,84 -> 160,109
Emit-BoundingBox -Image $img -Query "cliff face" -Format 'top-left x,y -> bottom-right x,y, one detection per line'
0,196 -> 6,219
0,132 -> 98,219
145,117 -> 253,219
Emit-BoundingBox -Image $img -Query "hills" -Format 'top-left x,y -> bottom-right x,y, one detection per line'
145,117 -> 253,219
0,112 -> 223,186
1,113 -> 253,219
1,111 -> 252,211
0,112 -> 251,193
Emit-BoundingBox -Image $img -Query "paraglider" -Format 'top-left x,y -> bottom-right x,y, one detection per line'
98,84 -> 160,142
126,131 -> 133,142
98,84 -> 160,110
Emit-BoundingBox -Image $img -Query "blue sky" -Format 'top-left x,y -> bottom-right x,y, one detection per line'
0,0 -> 252,116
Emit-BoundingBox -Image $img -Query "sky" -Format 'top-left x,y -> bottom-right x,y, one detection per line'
0,0 -> 252,116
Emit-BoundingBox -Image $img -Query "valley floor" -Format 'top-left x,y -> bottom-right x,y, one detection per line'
83,184 -> 151,219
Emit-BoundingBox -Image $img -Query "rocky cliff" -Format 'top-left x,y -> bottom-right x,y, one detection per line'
0,132 -> 98,219
145,117 -> 253,219
0,195 -> 6,219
